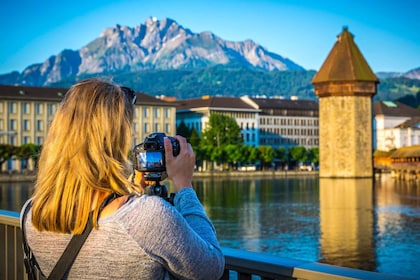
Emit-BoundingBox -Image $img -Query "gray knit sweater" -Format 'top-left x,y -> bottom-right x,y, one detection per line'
21,188 -> 225,279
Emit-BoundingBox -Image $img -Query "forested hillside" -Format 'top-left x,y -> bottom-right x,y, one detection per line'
50,66 -> 420,102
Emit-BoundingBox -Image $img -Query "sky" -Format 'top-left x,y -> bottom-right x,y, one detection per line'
0,0 -> 419,74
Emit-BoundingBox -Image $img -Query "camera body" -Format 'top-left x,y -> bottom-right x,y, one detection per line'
133,133 -> 180,179
133,133 -> 179,204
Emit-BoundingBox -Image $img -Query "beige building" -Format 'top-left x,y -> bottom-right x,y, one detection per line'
0,85 -> 177,172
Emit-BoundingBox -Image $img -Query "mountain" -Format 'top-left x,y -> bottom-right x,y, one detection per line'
0,17 -> 304,87
376,67 -> 420,80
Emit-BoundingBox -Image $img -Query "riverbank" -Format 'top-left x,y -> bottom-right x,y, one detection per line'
0,170 -> 317,182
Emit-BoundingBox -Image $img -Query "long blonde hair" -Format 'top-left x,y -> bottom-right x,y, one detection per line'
32,79 -> 138,234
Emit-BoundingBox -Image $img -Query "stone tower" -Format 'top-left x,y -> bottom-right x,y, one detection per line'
312,27 -> 379,178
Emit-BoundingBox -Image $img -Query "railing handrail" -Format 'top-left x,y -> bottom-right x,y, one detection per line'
1,211 -> 413,280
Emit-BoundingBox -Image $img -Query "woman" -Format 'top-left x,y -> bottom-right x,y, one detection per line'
21,78 -> 225,279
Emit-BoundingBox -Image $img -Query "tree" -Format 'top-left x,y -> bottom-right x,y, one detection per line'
257,146 -> 275,170
16,143 -> 40,170
289,146 -> 308,166
0,144 -> 17,170
307,147 -> 319,165
200,113 -> 243,164
176,120 -> 191,138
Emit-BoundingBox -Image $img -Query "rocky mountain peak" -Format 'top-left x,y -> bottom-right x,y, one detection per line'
0,17 -> 305,86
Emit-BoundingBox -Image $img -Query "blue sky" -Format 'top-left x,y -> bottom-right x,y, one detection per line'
0,0 -> 419,74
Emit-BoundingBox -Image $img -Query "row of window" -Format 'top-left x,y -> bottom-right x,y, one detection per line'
2,102 -> 173,119
262,109 -> 318,117
139,107 -> 172,119
2,119 -> 45,131
135,122 -> 172,134
260,137 -> 319,146
260,128 -> 319,136
0,136 -> 44,145
260,117 -> 318,126
2,102 -> 56,115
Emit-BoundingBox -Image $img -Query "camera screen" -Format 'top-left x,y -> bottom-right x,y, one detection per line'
139,151 -> 163,169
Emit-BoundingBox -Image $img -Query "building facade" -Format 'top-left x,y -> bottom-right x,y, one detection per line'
176,96 -> 261,147
176,95 -> 320,149
374,101 -> 420,151
0,85 -> 177,172
241,96 -> 319,149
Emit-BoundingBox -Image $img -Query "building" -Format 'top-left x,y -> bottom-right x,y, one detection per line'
176,95 -> 320,150
312,27 -> 379,178
0,84 -> 177,172
176,96 -> 260,146
241,96 -> 319,149
373,101 -> 420,151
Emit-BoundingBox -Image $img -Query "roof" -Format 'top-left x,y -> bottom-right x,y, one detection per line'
250,97 -> 318,110
0,85 -> 175,107
390,145 -> 420,158
395,117 -> 420,129
373,101 -> 420,117
312,27 -> 378,84
0,85 -> 67,102
176,96 -> 258,111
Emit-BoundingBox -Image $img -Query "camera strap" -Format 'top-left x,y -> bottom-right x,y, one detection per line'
22,193 -> 120,280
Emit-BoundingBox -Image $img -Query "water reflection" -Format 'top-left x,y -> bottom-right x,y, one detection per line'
1,174 -> 419,278
193,176 -> 321,261
318,178 -> 375,271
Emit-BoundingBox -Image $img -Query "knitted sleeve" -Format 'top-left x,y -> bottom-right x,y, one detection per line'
123,188 -> 225,280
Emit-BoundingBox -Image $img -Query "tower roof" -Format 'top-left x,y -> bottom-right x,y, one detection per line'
312,27 -> 378,84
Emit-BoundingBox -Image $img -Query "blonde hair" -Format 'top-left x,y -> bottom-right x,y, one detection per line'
32,79 -> 138,234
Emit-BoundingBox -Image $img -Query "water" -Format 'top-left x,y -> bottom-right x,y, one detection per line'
1,173 -> 419,279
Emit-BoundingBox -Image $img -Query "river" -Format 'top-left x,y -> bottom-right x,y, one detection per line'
1,173 -> 419,279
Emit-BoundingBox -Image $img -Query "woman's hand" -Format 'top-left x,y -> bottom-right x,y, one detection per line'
164,135 -> 195,192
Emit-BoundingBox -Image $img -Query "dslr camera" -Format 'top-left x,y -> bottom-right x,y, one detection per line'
133,133 -> 180,204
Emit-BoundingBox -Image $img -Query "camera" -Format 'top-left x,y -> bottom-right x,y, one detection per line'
133,133 -> 180,204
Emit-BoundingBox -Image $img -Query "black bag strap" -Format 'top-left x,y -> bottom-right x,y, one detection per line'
21,199 -> 42,280
47,214 -> 93,280
22,193 -> 121,280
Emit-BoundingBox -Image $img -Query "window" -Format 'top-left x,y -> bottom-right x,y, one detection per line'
24,136 -> 30,144
10,119 -> 16,130
165,108 -> 170,118
24,120 -> 30,131
36,103 -> 43,114
9,102 -> 17,113
23,103 -> 30,114
37,120 -> 43,131
154,108 -> 159,118
48,104 -> 55,115
143,108 -> 148,118
144,123 -> 149,133
36,137 -> 43,145
165,123 -> 170,133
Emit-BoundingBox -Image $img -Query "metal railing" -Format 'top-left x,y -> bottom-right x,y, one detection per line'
1,210 -> 412,280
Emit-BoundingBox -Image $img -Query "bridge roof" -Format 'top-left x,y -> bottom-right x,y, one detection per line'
390,145 -> 420,158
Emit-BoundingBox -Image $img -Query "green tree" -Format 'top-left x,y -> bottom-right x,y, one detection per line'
176,121 -> 191,138
200,113 -> 243,164
257,146 -> 275,170
307,147 -> 319,165
289,146 -> 308,165
0,144 -> 17,169
189,127 -> 201,149
16,143 -> 40,170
